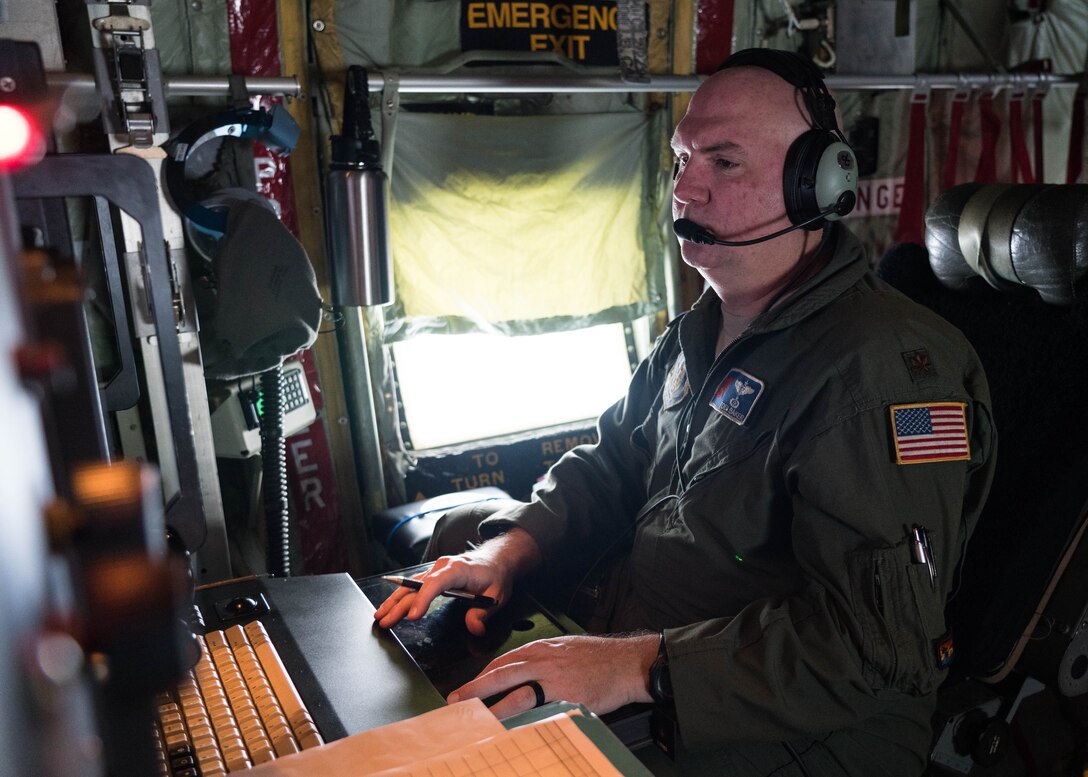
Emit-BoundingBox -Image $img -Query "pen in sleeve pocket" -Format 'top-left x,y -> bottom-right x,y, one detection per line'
910,525 -> 937,590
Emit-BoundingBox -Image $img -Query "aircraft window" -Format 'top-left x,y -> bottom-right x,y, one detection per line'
375,108 -> 667,452
391,322 -> 636,450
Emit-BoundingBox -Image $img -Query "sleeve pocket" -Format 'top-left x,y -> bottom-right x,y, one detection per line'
847,543 -> 947,696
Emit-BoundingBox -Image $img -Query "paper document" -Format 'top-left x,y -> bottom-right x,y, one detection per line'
370,711 -> 623,777
246,698 -> 624,777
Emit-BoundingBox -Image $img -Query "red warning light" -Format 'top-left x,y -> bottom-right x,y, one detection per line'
0,104 -> 45,171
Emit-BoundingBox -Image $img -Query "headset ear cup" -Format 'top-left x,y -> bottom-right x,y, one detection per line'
816,140 -> 858,221
784,129 -> 832,227
783,130 -> 858,227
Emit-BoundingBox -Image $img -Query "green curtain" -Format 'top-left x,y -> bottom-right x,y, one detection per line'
384,109 -> 667,341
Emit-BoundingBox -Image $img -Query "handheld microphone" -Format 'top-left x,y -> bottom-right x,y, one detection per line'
674,193 -> 854,246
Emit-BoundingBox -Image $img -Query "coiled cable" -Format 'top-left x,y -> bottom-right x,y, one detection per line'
259,364 -> 290,576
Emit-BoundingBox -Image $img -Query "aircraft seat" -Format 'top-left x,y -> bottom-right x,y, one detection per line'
372,487 -> 513,567
876,183 -> 1088,770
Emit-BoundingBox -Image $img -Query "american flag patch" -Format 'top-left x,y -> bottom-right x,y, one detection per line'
890,402 -> 970,464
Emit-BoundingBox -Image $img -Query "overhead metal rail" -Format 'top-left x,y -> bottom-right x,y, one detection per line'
363,71 -> 1082,94
46,71 -> 1083,99
47,73 -> 301,98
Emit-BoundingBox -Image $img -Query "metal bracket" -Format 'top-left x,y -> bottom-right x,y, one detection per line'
380,73 -> 401,178
86,4 -> 169,146
950,75 -> 973,104
910,81 -> 932,106
13,154 -> 207,552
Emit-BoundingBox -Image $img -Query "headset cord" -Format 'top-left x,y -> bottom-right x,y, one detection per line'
259,363 -> 291,577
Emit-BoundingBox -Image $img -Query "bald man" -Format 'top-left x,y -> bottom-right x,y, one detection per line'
376,50 -> 997,776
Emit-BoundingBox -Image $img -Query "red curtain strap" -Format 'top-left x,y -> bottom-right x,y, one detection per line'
1031,87 -> 1047,183
1068,86 -> 1086,184
897,89 -> 929,245
1008,89 -> 1034,184
943,90 -> 970,190
974,91 -> 1001,184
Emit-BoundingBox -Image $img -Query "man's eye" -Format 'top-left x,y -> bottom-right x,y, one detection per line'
715,158 -> 737,170
672,157 -> 686,179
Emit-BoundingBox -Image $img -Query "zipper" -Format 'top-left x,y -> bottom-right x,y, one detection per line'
674,331 -> 752,490
633,491 -> 681,524
874,559 -> 886,618
678,421 -> 773,497
685,461 -> 728,492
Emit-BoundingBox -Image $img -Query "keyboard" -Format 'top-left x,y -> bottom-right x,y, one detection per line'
151,573 -> 444,775
153,621 -> 323,775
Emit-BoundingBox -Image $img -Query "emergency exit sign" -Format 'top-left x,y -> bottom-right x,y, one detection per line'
461,0 -> 626,65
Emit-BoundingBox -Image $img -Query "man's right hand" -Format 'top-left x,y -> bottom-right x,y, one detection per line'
372,527 -> 542,636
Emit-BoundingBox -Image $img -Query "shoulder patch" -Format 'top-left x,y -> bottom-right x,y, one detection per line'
663,354 -> 690,409
890,402 -> 970,464
902,349 -> 937,381
709,368 -> 765,426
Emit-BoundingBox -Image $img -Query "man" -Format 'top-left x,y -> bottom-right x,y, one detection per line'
375,49 -> 996,776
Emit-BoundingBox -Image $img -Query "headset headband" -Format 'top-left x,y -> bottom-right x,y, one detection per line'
163,105 -> 301,235
715,49 -> 842,139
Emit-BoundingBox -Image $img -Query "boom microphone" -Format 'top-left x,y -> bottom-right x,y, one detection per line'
674,195 -> 853,247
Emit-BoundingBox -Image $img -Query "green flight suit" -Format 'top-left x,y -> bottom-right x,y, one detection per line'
472,225 -> 997,775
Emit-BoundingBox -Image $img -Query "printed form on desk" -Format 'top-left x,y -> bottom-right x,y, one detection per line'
246,698 -> 626,777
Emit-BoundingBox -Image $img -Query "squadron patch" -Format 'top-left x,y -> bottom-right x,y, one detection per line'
890,402 -> 970,464
709,368 -> 765,426
934,631 -> 956,669
902,349 -> 937,381
663,354 -> 689,408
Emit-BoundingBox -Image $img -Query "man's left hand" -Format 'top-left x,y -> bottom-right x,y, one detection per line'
447,633 -> 659,719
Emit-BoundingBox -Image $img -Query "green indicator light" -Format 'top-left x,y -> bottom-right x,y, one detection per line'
734,554 -> 744,563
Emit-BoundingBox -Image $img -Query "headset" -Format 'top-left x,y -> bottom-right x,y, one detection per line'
163,105 -> 300,237
160,105 -> 322,385
715,48 -> 858,229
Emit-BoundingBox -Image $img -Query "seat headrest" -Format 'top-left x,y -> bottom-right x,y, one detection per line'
924,183 -> 1088,305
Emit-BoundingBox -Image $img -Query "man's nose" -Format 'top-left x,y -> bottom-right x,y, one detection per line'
672,164 -> 708,206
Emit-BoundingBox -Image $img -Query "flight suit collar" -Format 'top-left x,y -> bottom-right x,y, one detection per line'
677,224 -> 868,389
748,224 -> 869,335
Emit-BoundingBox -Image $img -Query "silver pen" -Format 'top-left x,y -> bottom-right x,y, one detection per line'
381,575 -> 497,608
910,525 -> 937,590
